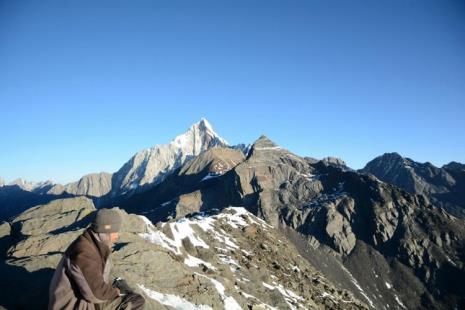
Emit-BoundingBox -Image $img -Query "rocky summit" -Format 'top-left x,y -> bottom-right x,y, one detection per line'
1,120 -> 465,310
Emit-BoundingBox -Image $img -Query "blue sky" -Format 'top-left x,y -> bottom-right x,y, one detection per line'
1,0 -> 464,184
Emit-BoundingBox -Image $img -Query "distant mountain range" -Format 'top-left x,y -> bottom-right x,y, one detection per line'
0,119 -> 229,219
2,119 -> 462,221
1,119 -> 464,309
361,152 -> 465,218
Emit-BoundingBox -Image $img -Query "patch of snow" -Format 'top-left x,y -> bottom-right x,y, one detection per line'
240,291 -> 256,299
385,282 -> 392,289
241,249 -> 253,256
184,254 -> 216,270
192,215 -> 240,249
139,217 -> 209,255
262,282 -> 275,290
240,291 -> 279,310
394,295 -> 407,309
170,219 -> 210,248
218,254 -> 241,272
201,173 -> 221,182
300,173 -> 320,182
223,207 -> 273,229
340,265 -> 375,308
138,284 -> 212,310
139,228 -> 179,254
195,273 -> 242,310
445,255 -> 457,266
321,292 -> 333,299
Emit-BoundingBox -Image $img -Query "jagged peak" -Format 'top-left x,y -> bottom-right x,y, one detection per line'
364,152 -> 406,168
252,135 -> 280,149
171,118 -> 228,147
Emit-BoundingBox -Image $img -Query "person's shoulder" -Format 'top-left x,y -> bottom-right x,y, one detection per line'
66,229 -> 96,258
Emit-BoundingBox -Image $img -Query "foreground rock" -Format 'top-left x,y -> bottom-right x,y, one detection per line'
0,197 -> 366,309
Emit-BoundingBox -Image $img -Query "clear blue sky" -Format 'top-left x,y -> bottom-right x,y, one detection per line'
1,0 -> 464,184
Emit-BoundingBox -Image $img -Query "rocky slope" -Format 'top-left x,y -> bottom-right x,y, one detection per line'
0,197 -> 366,309
119,147 -> 246,221
362,152 -> 465,218
120,137 -> 465,310
110,118 -> 228,196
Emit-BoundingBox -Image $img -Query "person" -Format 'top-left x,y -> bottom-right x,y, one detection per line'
48,208 -> 145,310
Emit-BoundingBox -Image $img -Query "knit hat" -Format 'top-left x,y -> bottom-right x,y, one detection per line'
91,209 -> 122,233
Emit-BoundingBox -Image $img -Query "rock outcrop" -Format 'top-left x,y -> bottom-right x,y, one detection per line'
0,197 -> 366,309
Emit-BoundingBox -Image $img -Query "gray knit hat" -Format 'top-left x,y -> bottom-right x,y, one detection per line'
91,209 -> 122,233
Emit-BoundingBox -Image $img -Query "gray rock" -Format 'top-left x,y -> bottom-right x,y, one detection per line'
1,198 -> 367,310
11,197 -> 95,236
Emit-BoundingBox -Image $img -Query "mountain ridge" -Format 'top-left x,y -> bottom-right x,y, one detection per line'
361,152 -> 465,218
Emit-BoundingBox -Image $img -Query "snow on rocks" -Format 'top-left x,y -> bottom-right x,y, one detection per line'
262,281 -> 306,310
394,295 -> 407,309
138,284 -> 212,310
136,207 -> 367,310
139,215 -> 209,255
184,254 -> 217,270
195,273 -> 242,310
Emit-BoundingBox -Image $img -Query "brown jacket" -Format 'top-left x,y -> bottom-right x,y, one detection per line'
48,228 -> 119,310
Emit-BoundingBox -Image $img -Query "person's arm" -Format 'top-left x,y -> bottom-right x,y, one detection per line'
70,251 -> 119,301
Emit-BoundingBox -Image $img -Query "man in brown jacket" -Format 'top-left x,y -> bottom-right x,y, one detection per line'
48,209 -> 145,310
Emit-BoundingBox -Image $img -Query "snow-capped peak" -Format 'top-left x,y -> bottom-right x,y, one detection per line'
113,119 -> 229,194
171,118 -> 228,149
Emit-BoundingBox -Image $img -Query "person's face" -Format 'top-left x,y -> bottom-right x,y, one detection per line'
109,232 -> 119,243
